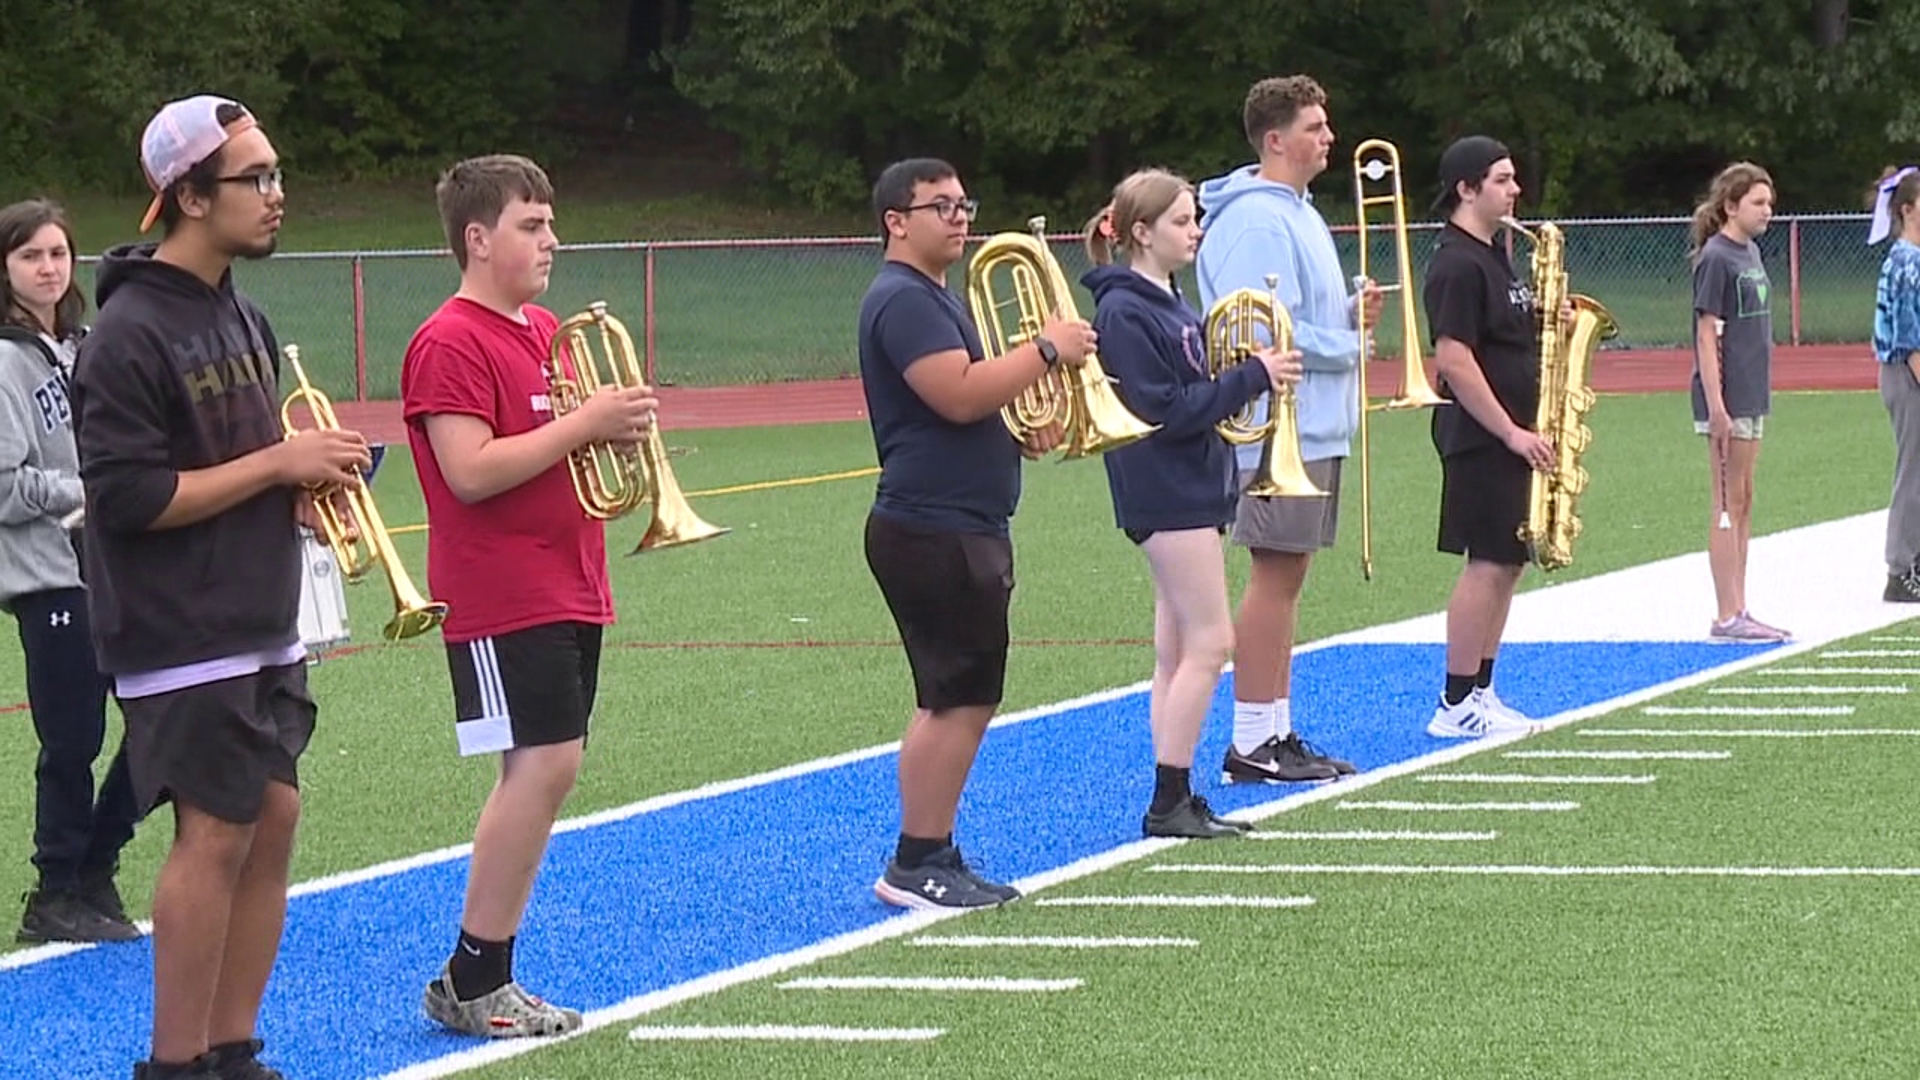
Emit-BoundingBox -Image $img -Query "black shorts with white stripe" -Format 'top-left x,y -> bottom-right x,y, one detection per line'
444,621 -> 604,756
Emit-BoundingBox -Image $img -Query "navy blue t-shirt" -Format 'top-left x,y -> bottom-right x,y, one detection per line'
858,260 -> 1019,537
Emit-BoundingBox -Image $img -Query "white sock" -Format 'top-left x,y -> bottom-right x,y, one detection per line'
1232,701 -> 1271,755
1274,698 -> 1292,739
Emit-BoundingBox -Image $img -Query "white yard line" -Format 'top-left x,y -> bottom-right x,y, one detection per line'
1582,728 -> 1920,738
1030,895 -> 1316,909
1144,863 -> 1920,879
778,976 -> 1083,993
907,935 -> 1199,949
1641,705 -> 1854,716
1336,800 -> 1582,812
627,1025 -> 945,1043
1248,830 -> 1499,841
1503,750 -> 1729,761
1414,773 -> 1656,785
1706,685 -> 1907,695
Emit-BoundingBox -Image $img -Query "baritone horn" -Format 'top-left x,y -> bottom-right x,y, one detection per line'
1352,138 -> 1448,581
965,216 -> 1159,458
1203,275 -> 1324,498
278,345 -> 449,642
546,301 -> 730,554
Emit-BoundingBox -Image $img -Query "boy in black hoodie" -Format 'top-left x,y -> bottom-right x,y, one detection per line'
71,95 -> 371,1080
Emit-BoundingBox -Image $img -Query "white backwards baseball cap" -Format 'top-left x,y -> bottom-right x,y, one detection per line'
137,94 -> 259,233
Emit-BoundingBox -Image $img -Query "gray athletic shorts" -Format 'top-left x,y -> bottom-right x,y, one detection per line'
1229,458 -> 1342,554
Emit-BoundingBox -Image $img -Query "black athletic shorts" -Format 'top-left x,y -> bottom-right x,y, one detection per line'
119,662 -> 316,825
864,511 -> 1013,711
1438,446 -> 1533,567
445,621 -> 603,757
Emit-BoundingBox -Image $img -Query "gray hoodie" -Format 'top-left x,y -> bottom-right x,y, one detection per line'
0,328 -> 85,609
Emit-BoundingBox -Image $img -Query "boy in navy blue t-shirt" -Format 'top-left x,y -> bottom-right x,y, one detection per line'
857,157 -> 1095,909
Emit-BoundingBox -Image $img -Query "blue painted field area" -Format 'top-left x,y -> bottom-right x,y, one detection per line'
2,639 -> 1764,1080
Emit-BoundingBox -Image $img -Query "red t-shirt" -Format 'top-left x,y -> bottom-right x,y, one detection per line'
399,296 -> 613,643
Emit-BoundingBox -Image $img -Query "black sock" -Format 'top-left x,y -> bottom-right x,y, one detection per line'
448,929 -> 514,1001
894,833 -> 948,869
1444,673 -> 1476,706
1475,657 -> 1495,689
1150,764 -> 1190,815
207,1041 -> 260,1069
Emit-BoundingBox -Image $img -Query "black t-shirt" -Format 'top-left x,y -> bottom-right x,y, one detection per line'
1423,223 -> 1540,458
856,260 -> 1019,536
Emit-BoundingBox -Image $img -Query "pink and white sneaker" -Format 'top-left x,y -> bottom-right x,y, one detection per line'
1710,612 -> 1790,642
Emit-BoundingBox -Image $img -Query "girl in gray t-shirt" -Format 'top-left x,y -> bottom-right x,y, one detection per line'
1688,162 -> 1788,642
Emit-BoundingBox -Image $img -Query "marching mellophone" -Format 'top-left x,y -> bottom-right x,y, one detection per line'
544,301 -> 730,554
279,344 -> 450,642
1202,274 -> 1325,498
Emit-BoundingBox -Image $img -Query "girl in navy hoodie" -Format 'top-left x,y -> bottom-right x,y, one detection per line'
1080,168 -> 1301,840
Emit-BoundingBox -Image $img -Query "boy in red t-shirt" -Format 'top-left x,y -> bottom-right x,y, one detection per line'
399,154 -> 656,1037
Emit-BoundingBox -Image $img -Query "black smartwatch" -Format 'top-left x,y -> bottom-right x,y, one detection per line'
1034,336 -> 1060,367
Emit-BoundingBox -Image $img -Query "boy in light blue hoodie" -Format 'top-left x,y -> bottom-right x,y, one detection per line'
1194,74 -> 1381,785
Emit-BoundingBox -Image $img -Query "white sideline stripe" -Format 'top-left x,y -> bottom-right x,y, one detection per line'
1642,705 -> 1854,716
1249,830 -> 1499,841
1583,728 -> 1920,738
1415,773 -> 1656,785
1504,750 -> 1730,761
1707,685 -> 1908,695
1869,636 -> 1920,642
779,976 -> 1082,993
1337,800 -> 1581,812
1032,895 -> 1316,909
628,1025 -> 944,1043
1823,649 -> 1920,658
363,508 -> 1920,1078
908,935 -> 1199,949
1145,863 -> 1920,879
1760,667 -> 1920,675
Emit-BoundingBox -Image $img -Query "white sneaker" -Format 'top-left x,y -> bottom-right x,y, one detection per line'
1425,691 -> 1538,739
1476,685 -> 1533,728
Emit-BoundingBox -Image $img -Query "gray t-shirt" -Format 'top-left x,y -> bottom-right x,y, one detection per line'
1690,232 -> 1772,421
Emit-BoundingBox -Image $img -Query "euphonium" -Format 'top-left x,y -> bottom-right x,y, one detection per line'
1202,274 -> 1325,498
1503,217 -> 1618,571
965,216 -> 1159,458
1352,138 -> 1447,581
278,345 -> 449,641
546,301 -> 730,554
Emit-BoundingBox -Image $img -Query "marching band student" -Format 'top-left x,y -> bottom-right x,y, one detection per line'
73,94 -> 372,1080
1420,135 -> 1550,739
1688,162 -> 1787,640
1081,168 -> 1301,837
1195,75 -> 1370,784
0,198 -> 141,946
858,157 -> 1094,909
1868,164 -> 1920,603
401,153 -> 657,1038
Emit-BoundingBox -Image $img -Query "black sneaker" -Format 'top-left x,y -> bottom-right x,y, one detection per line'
18,887 -> 141,944
208,1040 -> 282,1080
132,1056 -> 219,1079
1144,795 -> 1251,839
1886,569 -> 1920,603
1221,736 -> 1339,784
77,873 -> 138,932
1280,733 -> 1356,777
874,846 -> 1017,909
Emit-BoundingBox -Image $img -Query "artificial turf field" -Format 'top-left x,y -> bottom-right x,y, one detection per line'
1,388 -> 1914,1079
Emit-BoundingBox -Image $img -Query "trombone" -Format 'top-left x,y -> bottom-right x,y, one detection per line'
1352,138 -> 1447,581
1202,274 -> 1325,498
546,301 -> 730,554
279,345 -> 449,642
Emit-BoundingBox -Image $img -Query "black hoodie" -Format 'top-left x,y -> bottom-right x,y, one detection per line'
70,243 -> 299,675
1082,263 -> 1273,534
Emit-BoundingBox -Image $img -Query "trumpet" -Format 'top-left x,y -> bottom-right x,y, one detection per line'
1202,275 -> 1325,498
546,301 -> 730,554
279,345 -> 449,642
965,216 -> 1159,458
1353,138 -> 1448,581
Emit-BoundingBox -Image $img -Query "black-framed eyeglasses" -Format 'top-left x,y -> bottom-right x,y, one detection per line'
896,197 -> 978,223
214,168 -> 284,196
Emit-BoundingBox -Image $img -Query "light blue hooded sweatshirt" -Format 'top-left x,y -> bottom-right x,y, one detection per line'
1195,164 -> 1361,465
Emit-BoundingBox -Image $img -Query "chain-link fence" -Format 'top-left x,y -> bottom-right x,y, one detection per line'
74,213 -> 1884,399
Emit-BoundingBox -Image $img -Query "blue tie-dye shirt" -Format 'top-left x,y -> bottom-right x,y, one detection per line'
1873,239 -> 1920,365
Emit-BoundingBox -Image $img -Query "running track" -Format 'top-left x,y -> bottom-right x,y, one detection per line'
332,344 -> 1877,445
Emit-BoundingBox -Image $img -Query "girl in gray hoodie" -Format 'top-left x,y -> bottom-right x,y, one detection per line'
0,199 -> 139,944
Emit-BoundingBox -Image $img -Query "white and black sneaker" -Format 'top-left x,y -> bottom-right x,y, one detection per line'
874,845 -> 1018,910
1426,692 -> 1538,739
1887,563 -> 1920,603
1222,736 -> 1340,784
